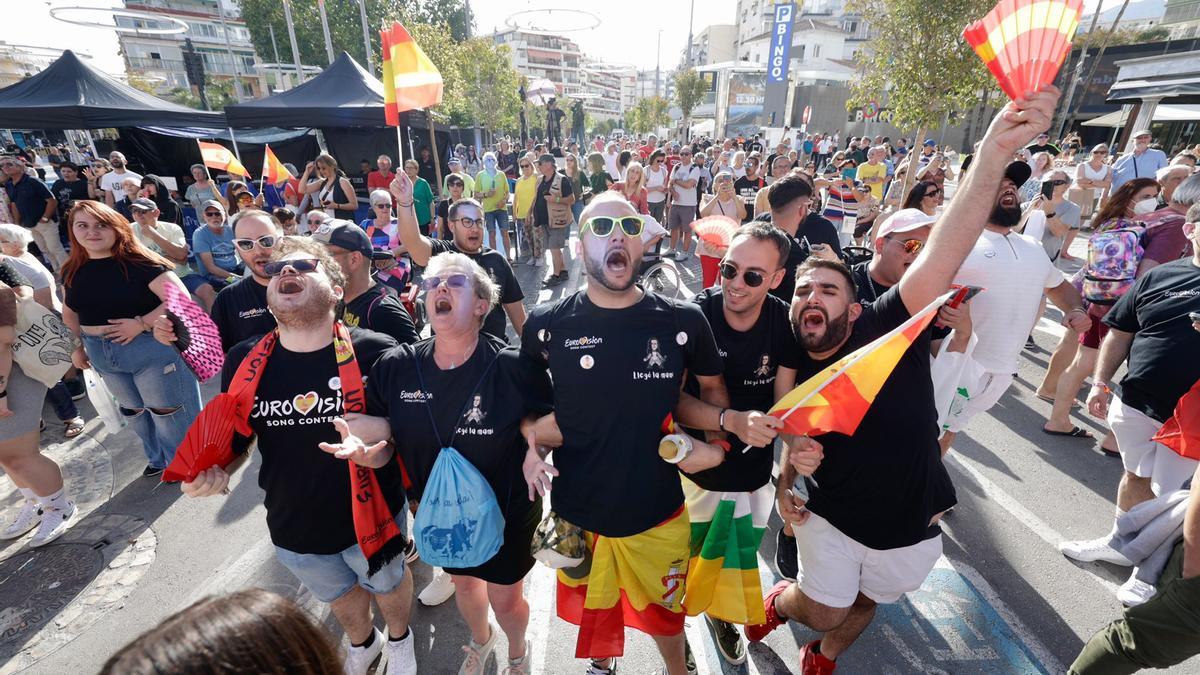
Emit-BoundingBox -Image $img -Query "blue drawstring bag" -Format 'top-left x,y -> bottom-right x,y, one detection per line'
412,447 -> 506,568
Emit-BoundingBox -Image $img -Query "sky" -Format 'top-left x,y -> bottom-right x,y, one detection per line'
2,0 -> 1132,79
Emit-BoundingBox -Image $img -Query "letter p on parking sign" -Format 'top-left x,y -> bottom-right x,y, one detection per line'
768,3 -> 795,84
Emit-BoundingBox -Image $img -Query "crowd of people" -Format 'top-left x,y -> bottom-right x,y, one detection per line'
3,84 -> 1200,675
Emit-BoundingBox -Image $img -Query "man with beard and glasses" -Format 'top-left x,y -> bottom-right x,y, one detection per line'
939,161 -> 1090,455
155,210 -> 282,353
746,88 -> 1064,675
177,238 -> 414,675
391,178 -> 526,342
313,221 -> 418,345
520,191 -> 748,675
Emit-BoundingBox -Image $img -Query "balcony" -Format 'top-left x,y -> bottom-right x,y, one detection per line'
127,55 -> 254,76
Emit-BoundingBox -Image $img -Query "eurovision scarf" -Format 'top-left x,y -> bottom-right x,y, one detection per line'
230,322 -> 406,576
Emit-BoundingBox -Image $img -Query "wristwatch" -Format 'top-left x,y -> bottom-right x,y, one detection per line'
658,434 -> 693,464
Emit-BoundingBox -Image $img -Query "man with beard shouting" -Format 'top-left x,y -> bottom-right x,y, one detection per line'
520,191 -> 778,675
939,161 -> 1089,454
177,238 -> 414,675
746,88 -> 1063,675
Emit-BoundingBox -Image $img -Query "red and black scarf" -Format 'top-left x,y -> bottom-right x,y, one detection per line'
230,322 -> 406,576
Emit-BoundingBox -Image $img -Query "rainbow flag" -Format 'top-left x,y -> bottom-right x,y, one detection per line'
380,21 -> 443,126
681,480 -> 773,625
198,140 -> 248,177
962,0 -> 1083,101
260,144 -> 292,186
769,291 -> 950,437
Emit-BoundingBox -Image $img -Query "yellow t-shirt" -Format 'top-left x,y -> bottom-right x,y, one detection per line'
855,162 -> 887,200
514,175 -> 537,219
475,170 -> 509,213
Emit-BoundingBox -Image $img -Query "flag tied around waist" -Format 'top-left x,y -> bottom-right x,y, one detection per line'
768,291 -> 951,437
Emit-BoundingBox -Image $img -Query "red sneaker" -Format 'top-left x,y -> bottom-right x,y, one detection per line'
744,580 -> 792,642
799,640 -> 837,674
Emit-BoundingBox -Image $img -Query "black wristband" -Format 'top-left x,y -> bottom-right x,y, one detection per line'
0,390 -> 9,399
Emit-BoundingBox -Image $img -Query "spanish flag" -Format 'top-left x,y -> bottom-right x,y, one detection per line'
197,140 -> 249,178
963,0 -> 1083,101
261,144 -> 292,187
1152,378 -> 1200,461
769,292 -> 950,437
380,21 -> 443,126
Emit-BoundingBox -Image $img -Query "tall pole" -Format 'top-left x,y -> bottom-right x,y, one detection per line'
267,24 -> 283,91
1054,4 -> 1105,138
686,0 -> 695,67
317,0 -> 335,65
1062,0 -> 1133,139
656,29 -> 662,98
282,0 -> 305,84
357,0 -> 374,72
216,0 -> 244,101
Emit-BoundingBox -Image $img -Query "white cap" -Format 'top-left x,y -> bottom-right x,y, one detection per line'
875,208 -> 936,241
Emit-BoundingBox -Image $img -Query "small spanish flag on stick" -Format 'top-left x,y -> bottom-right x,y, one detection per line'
197,140 -> 249,178
963,0 -> 1083,101
767,291 -> 951,438
380,21 -> 443,125
261,144 -> 292,187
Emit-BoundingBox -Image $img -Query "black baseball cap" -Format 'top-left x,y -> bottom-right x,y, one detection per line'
1004,161 -> 1032,187
312,220 -> 372,257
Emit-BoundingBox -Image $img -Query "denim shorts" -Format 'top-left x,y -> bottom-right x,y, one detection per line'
485,209 -> 509,239
275,518 -> 409,603
180,273 -> 212,294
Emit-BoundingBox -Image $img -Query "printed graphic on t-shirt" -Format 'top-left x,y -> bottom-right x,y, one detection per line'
643,337 -> 666,369
463,394 -> 486,425
752,354 -> 771,378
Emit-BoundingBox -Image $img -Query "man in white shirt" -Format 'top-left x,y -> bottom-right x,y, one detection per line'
604,141 -> 621,181
98,151 -> 142,207
665,147 -> 701,260
941,161 -> 1090,454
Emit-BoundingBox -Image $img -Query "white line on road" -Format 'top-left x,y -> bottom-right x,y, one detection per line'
525,562 -> 555,675
178,536 -> 274,610
944,452 -> 1123,598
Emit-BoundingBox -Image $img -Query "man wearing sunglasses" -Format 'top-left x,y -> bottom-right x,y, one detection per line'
191,200 -> 242,292
665,148 -> 701,261
1021,169 -> 1079,263
314,221 -> 418,346
533,154 -> 575,287
128,197 -> 212,308
849,208 -> 935,306
390,177 -> 526,342
520,191 -> 733,675
749,88 -> 1067,674
196,210 -> 284,352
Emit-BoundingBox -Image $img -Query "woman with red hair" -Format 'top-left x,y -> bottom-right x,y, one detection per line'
61,201 -> 202,477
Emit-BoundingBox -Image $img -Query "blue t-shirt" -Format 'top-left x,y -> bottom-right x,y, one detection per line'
191,224 -> 240,280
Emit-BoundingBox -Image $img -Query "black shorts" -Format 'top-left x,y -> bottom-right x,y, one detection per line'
445,497 -> 541,585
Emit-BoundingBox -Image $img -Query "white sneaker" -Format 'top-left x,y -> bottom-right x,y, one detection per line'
418,568 -> 455,606
1,500 -> 40,540
503,640 -> 532,675
1059,536 -> 1132,566
29,500 -> 75,547
385,629 -> 417,675
1117,576 -> 1157,607
344,627 -> 385,675
459,622 -> 499,675
586,658 -> 617,674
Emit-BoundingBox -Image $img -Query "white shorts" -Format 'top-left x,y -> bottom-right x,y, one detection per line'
794,512 -> 942,609
943,371 -> 1013,434
1108,396 -> 1199,496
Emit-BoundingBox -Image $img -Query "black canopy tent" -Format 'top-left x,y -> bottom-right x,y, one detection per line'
0,50 -> 224,129
223,51 -> 453,175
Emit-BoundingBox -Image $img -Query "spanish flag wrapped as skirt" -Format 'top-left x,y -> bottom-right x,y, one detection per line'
681,477 -> 773,625
557,506 -> 690,658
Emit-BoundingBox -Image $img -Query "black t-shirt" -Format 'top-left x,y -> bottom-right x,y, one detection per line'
799,286 -> 956,550
426,240 -> 522,340
222,328 -> 404,554
748,141 -> 764,154
734,176 -> 764,220
349,172 -> 369,199
757,212 -> 843,303
683,288 -> 799,492
343,283 -> 418,345
418,158 -> 439,194
65,258 -> 167,325
50,178 -> 90,223
851,260 -> 889,306
533,173 -> 574,227
499,151 -> 519,178
521,289 -> 724,536
211,276 -> 274,353
366,335 -> 552,516
1103,258 -> 1200,422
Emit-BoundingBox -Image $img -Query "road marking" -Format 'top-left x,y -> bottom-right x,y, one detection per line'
525,562 -> 555,675
944,452 -> 1123,598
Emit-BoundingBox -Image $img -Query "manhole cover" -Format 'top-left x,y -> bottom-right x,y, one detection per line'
0,543 -> 103,659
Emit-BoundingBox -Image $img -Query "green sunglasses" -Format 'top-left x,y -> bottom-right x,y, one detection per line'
581,216 -> 644,238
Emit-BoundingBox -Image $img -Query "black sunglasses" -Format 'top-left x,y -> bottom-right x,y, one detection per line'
264,258 -> 319,277
233,235 -> 279,251
719,262 -> 767,287
1045,179 -> 1069,187
203,210 -> 222,217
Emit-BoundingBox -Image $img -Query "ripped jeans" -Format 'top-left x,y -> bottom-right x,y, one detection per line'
82,333 -> 202,469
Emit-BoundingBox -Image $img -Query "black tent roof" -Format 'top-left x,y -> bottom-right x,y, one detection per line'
0,50 -> 225,129
224,52 -> 390,128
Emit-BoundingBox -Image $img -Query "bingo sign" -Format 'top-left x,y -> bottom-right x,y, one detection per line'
863,101 -> 880,119
768,3 -> 795,84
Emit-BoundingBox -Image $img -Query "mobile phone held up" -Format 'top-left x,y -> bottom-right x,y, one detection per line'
947,285 -> 984,309
1041,180 -> 1055,200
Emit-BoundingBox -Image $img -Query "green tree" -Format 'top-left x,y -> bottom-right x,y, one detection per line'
453,40 -> 522,132
673,69 -> 707,141
239,0 -> 472,73
167,80 -> 239,110
636,97 -> 670,134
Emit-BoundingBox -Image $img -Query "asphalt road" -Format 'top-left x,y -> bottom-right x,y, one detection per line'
3,212 -> 1195,675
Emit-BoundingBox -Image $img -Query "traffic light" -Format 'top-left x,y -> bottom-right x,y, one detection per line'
182,39 -> 206,89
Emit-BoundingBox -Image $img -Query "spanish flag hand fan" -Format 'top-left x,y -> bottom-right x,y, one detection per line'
162,393 -> 244,483
962,0 -> 1083,101
690,215 -> 739,249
